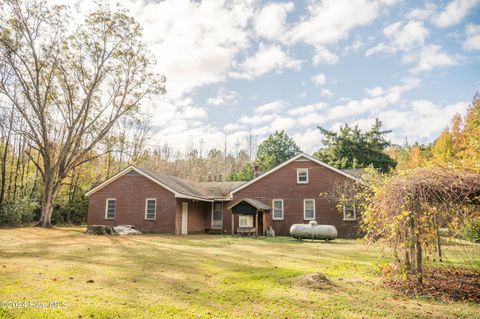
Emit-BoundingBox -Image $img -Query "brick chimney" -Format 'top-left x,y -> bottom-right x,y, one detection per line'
253,164 -> 261,178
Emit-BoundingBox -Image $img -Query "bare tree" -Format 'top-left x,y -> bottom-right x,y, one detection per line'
0,0 -> 165,227
0,103 -> 15,206
246,129 -> 257,161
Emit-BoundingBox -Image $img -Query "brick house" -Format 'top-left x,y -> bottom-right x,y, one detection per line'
86,153 -> 361,238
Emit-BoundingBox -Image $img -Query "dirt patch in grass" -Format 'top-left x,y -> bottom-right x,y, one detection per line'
296,272 -> 335,290
383,267 -> 480,303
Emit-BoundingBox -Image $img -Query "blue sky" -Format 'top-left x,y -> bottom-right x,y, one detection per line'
57,0 -> 480,154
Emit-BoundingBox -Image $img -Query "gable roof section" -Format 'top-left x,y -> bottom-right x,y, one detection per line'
226,198 -> 271,210
137,167 -> 244,199
85,165 -> 245,201
341,168 -> 366,179
229,152 -> 357,195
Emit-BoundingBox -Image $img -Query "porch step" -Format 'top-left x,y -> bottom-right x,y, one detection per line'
205,228 -> 223,234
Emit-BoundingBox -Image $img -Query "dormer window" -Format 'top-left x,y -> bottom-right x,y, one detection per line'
297,168 -> 309,184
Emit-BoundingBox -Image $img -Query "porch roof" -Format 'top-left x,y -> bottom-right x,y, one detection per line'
226,198 -> 271,213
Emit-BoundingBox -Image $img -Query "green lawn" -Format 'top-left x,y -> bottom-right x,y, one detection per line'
0,227 -> 478,319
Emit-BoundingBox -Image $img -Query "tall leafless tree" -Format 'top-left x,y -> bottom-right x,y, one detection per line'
0,0 -> 165,227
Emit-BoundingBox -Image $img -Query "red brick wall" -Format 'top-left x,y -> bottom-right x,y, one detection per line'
204,202 -> 213,230
175,199 -> 209,234
87,174 -> 177,233
87,159 -> 360,238
223,159 -> 361,238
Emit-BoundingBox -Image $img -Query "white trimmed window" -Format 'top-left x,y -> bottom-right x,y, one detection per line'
212,202 -> 223,228
239,215 -> 253,228
343,204 -> 356,221
105,198 -> 116,219
297,168 -> 309,184
145,198 -> 157,220
272,199 -> 284,220
304,199 -> 315,220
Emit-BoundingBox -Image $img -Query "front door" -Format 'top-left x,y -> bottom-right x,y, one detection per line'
212,202 -> 223,228
181,202 -> 188,235
258,211 -> 264,236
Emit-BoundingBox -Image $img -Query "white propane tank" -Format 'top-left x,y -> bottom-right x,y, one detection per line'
289,221 -> 338,240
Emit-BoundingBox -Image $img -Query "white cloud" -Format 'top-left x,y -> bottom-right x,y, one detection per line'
195,78 -> 419,153
43,0 -> 472,155
239,113 -> 276,125
313,47 -> 340,65
288,103 -> 327,116
366,20 -> 429,56
433,0 -> 480,28
135,0 -> 254,98
271,117 -> 296,131
223,123 -> 245,133
365,86 -> 385,97
207,89 -> 238,106
326,78 -> 420,121
292,128 -> 323,153
46,0 -> 255,98
321,88 -> 334,97
46,0 -> 261,153
343,39 -> 365,53
297,113 -> 327,127
300,97 -> 469,149
255,2 -> 294,40
311,73 -> 326,86
287,81 -> 467,150
407,3 -> 437,20
463,24 -> 480,50
288,0 -> 397,65
250,126 -> 272,136
403,45 -> 459,72
231,43 -> 302,80
363,100 -> 470,143
289,0 -> 393,46
255,100 -> 287,114
177,106 -> 207,120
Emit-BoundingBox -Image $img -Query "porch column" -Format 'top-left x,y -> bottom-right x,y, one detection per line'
255,209 -> 258,237
231,213 -> 234,235
262,211 -> 266,235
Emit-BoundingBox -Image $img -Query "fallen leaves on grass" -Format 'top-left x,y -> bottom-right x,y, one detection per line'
383,267 -> 480,303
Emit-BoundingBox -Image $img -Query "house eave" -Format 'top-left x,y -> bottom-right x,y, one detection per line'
174,194 -> 214,202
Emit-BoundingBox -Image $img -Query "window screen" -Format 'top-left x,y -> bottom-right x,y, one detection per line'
106,199 -> 116,219
273,200 -> 284,220
304,199 -> 315,220
146,199 -> 156,220
297,169 -> 308,183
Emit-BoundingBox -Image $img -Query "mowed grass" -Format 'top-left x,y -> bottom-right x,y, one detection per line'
0,228 -> 478,319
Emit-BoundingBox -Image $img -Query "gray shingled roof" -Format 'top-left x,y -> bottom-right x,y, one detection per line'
226,198 -> 271,210
136,167 -> 245,199
341,168 -> 366,179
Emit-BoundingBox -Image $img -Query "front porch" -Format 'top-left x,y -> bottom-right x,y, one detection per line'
175,198 -> 271,236
227,198 -> 271,237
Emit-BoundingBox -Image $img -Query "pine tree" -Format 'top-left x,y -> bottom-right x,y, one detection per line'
314,119 -> 396,172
